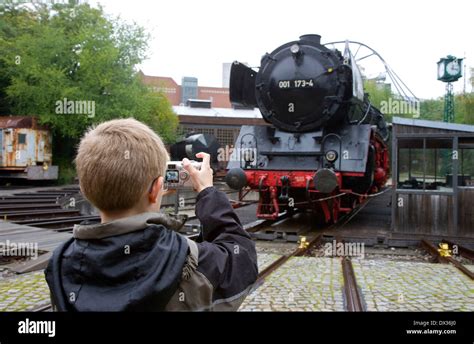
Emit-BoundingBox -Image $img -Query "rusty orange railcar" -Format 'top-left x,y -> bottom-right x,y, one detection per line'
0,116 -> 58,180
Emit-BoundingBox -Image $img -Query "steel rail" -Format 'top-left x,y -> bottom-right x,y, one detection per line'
420,239 -> 474,280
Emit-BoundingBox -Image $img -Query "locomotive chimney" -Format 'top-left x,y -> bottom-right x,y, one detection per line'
299,34 -> 321,44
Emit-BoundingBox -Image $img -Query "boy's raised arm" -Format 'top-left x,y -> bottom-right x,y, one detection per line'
193,186 -> 258,310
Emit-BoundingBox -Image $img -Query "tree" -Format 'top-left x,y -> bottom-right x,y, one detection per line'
419,98 -> 443,121
470,67 -> 474,89
364,80 -> 392,109
0,1 -> 178,142
364,79 -> 415,122
456,93 -> 474,125
364,79 -> 473,125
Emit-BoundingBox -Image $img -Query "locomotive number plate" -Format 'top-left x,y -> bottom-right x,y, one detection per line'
278,79 -> 314,89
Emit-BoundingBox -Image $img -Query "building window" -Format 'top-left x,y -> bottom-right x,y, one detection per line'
216,128 -> 236,147
460,148 -> 474,186
397,138 -> 454,192
178,126 -> 240,148
18,133 -> 26,144
178,126 -> 216,139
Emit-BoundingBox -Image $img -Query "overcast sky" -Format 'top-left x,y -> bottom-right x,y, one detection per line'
90,0 -> 473,99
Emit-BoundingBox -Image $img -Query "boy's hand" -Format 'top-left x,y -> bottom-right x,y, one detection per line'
183,152 -> 213,193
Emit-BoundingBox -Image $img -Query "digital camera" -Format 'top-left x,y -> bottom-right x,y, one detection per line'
164,161 -> 201,189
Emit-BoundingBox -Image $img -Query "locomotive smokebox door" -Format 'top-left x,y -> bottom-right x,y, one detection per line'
253,35 -> 349,132
229,61 -> 257,108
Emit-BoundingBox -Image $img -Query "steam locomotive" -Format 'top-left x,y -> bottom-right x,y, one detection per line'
225,34 -> 390,222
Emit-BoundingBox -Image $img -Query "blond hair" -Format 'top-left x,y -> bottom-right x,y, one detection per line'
75,118 -> 169,211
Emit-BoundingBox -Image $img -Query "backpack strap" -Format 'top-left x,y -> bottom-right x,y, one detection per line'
181,237 -> 199,280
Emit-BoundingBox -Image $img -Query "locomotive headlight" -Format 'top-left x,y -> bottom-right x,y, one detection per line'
325,150 -> 338,162
290,44 -> 300,55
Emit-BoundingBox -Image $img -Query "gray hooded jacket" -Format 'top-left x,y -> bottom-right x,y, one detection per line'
45,187 -> 258,311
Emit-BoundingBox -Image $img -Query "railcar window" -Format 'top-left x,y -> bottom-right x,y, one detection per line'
18,133 -> 26,144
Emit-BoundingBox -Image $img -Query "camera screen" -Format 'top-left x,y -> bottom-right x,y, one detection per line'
165,170 -> 179,183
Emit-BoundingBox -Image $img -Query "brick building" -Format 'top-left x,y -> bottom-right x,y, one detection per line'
139,71 -> 233,108
139,70 -> 267,148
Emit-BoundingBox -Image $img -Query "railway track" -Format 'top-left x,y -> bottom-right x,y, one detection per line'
1,186 -> 248,231
4,185 -> 473,312
420,239 -> 474,280
250,232 -> 474,312
341,257 -> 364,311
249,203 -> 369,311
247,192 -> 474,312
2,209 -> 81,221
0,187 -> 82,222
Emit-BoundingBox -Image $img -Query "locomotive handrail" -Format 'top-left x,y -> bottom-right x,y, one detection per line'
357,102 -> 372,126
324,40 -> 419,103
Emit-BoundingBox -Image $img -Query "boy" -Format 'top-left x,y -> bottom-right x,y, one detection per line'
45,118 -> 258,311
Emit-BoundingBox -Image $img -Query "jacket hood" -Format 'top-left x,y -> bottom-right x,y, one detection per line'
45,212 -> 189,311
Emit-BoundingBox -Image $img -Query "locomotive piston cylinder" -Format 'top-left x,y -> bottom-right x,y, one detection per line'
314,168 -> 338,194
225,168 -> 248,190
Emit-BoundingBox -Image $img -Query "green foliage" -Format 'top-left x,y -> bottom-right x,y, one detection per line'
142,92 -> 179,144
416,94 -> 474,124
363,80 -> 392,112
419,98 -> 443,121
55,155 -> 77,185
456,93 -> 474,125
364,79 -> 473,125
363,79 -> 413,122
470,67 -> 474,89
0,1 -> 178,143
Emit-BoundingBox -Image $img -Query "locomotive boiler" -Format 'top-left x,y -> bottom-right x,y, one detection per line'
225,34 -> 390,222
